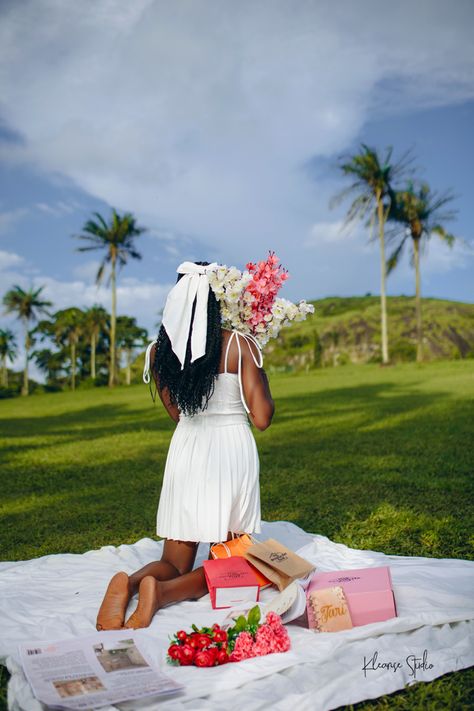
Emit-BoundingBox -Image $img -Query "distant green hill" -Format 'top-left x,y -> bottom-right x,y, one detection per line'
264,295 -> 474,371
128,295 -> 474,382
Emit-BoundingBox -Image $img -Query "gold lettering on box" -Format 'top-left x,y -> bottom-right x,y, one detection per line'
308,586 -> 353,632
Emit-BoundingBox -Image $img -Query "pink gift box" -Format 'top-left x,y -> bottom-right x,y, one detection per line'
306,566 -> 397,627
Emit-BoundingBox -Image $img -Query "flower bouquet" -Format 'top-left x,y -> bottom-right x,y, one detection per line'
208,252 -> 314,347
166,606 -> 290,667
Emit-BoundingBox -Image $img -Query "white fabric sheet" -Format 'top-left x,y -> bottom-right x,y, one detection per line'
1,520 -> 473,711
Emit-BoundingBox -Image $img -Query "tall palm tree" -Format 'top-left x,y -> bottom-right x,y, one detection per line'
387,182 -> 456,362
74,209 -> 146,386
52,308 -> 85,390
83,305 -> 109,380
332,144 -> 410,364
2,285 -> 52,395
0,328 -> 17,387
116,316 -> 148,385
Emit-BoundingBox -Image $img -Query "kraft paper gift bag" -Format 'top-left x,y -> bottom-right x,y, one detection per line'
210,534 -> 272,589
244,538 -> 315,591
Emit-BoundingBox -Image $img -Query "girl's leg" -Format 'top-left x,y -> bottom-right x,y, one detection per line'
96,539 -> 198,631
123,531 -> 234,629
129,539 -> 199,592
124,567 -> 209,629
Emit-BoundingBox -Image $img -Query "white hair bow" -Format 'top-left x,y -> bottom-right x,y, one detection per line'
161,261 -> 219,369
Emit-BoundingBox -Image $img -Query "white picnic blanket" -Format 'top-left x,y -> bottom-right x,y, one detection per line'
1,520 -> 473,710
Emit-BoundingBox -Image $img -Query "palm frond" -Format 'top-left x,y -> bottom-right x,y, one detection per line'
386,235 -> 408,275
96,261 -> 107,285
431,224 -> 455,247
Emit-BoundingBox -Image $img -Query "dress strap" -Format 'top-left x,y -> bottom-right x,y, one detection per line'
232,330 -> 263,414
143,340 -> 157,384
223,331 -> 234,374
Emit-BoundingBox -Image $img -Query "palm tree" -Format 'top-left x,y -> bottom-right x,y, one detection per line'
83,305 -> 109,380
2,286 -> 52,395
74,209 -> 146,386
33,348 -> 65,385
52,308 -> 85,390
332,144 -> 410,364
387,182 -> 456,362
0,328 -> 17,386
116,316 -> 148,385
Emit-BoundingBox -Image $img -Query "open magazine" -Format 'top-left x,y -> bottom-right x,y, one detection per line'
19,630 -> 183,710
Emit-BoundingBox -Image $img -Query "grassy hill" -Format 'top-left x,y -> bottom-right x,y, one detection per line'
264,295 -> 474,371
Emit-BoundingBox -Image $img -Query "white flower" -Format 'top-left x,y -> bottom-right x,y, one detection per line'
210,261 -> 314,346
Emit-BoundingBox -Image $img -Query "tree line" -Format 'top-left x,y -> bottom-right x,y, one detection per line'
1,144 -> 459,395
1,209 -> 149,396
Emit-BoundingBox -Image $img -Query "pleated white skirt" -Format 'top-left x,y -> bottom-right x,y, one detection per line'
156,375 -> 262,543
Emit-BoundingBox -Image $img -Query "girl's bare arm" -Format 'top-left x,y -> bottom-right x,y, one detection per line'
150,343 -> 180,423
241,339 -> 274,431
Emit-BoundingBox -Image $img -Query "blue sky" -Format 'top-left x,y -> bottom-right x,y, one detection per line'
1,0 -> 473,375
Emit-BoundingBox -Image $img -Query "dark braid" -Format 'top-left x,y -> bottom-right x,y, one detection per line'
151,261 -> 222,416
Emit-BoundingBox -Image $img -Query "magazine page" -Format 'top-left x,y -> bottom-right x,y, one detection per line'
19,630 -> 183,710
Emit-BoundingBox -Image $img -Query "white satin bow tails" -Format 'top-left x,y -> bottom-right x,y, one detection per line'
161,261 -> 219,369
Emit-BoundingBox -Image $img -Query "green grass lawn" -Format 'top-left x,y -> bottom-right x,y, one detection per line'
1,360 -> 473,709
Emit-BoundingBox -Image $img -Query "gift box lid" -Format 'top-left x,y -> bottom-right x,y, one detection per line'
307,566 -> 393,594
203,557 -> 260,589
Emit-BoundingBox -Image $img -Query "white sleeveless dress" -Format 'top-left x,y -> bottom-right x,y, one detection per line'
143,331 -> 263,543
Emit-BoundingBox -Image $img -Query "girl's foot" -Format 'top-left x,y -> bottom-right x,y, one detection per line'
96,572 -> 131,631
124,576 -> 162,629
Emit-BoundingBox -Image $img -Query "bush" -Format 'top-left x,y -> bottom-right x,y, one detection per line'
390,340 -> 417,363
0,386 -> 17,399
287,333 -> 312,349
337,352 -> 350,366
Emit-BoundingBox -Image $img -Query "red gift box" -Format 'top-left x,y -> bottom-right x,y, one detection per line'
203,557 -> 260,609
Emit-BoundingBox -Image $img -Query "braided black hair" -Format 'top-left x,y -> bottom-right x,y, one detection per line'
151,261 -> 222,416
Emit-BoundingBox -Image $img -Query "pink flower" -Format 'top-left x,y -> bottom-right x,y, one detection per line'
265,611 -> 283,630
229,631 -> 255,662
272,626 -> 291,653
262,613 -> 292,653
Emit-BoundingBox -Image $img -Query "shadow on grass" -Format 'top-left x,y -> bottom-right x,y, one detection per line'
1,376 -> 473,711
1,380 -> 473,561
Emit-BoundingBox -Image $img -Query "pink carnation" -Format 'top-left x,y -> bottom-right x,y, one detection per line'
229,631 -> 255,662
252,624 -> 279,656
264,613 -> 291,652
272,626 -> 291,653
265,611 -> 284,631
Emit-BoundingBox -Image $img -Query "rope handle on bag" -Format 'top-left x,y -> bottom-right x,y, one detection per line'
210,531 -> 262,559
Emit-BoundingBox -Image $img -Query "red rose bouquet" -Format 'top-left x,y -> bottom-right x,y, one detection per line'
166,606 -> 290,667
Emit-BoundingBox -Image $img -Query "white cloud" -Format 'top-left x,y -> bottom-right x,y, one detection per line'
306,220 -> 362,246
0,0 -> 473,261
35,200 -> 80,217
0,249 -> 24,271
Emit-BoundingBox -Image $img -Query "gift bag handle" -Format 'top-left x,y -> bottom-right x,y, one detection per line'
210,531 -> 261,559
